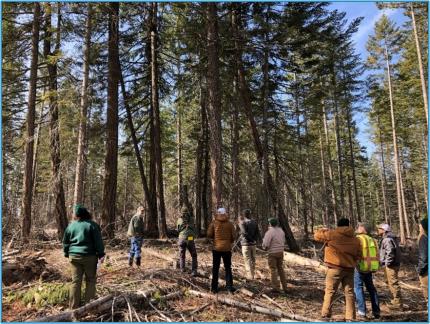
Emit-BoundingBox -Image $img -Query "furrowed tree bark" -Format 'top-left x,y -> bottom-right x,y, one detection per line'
384,43 -> 405,244
205,3 -> 224,210
21,2 -> 40,242
73,2 -> 92,207
232,7 -> 299,252
150,2 -> 167,238
44,3 -> 68,240
101,2 -> 120,239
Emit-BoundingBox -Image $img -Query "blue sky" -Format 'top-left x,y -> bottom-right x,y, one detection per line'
328,2 -> 408,157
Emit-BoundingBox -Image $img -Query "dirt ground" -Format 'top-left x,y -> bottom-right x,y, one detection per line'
2,239 -> 428,322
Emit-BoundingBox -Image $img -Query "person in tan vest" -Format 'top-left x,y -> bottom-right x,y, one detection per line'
207,207 -> 236,293
314,218 -> 361,321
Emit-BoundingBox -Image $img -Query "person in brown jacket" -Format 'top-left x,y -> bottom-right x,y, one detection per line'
207,207 -> 236,293
314,218 -> 361,321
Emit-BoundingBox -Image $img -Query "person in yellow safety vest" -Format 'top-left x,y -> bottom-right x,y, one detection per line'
354,222 -> 381,320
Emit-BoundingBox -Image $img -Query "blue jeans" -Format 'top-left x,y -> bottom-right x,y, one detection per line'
354,270 -> 380,316
129,237 -> 143,259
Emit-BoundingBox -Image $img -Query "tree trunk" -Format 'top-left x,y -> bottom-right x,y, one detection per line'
322,101 -> 338,225
74,3 -> 92,207
202,114 -> 211,232
410,3 -> 428,127
231,75 -> 240,220
232,7 -> 299,252
293,73 -> 308,238
32,92 -> 45,200
205,3 -> 223,210
318,127 -> 329,226
195,84 -> 206,236
118,54 -> 155,231
345,106 -> 361,222
330,69 -> 345,218
177,104 -> 183,208
149,2 -> 167,238
399,159 -> 410,238
384,43 -> 405,244
101,2 -> 120,239
44,3 -> 68,240
376,115 -> 390,224
21,2 -> 41,242
122,157 -> 129,227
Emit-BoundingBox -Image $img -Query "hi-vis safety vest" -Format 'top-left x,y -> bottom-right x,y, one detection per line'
357,234 -> 379,273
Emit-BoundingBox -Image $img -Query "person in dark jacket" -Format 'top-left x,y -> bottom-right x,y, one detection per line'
417,218 -> 428,301
238,209 -> 259,280
177,206 -> 198,276
377,224 -> 402,309
63,205 -> 105,309
127,206 -> 145,267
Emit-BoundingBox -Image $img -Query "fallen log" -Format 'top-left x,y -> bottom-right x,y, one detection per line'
283,251 -> 327,274
30,288 -> 161,322
31,294 -> 115,322
187,289 -> 321,322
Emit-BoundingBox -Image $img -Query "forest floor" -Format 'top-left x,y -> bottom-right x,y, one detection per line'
1,237 -> 428,322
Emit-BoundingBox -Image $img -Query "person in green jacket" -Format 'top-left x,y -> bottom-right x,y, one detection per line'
63,205 -> 105,309
177,206 -> 198,276
127,206 -> 145,266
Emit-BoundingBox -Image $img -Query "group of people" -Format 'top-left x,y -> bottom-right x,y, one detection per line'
314,218 -> 428,321
174,206 -> 288,294
62,203 -> 427,322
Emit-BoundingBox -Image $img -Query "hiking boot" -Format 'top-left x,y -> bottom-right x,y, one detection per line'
210,287 -> 218,294
128,257 -> 133,267
191,271 -> 198,277
372,314 -> 380,319
135,257 -> 141,267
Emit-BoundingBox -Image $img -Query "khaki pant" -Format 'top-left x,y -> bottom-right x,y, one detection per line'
242,245 -> 256,279
384,266 -> 402,307
69,255 -> 98,309
268,252 -> 287,291
321,268 -> 355,320
419,274 -> 428,301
